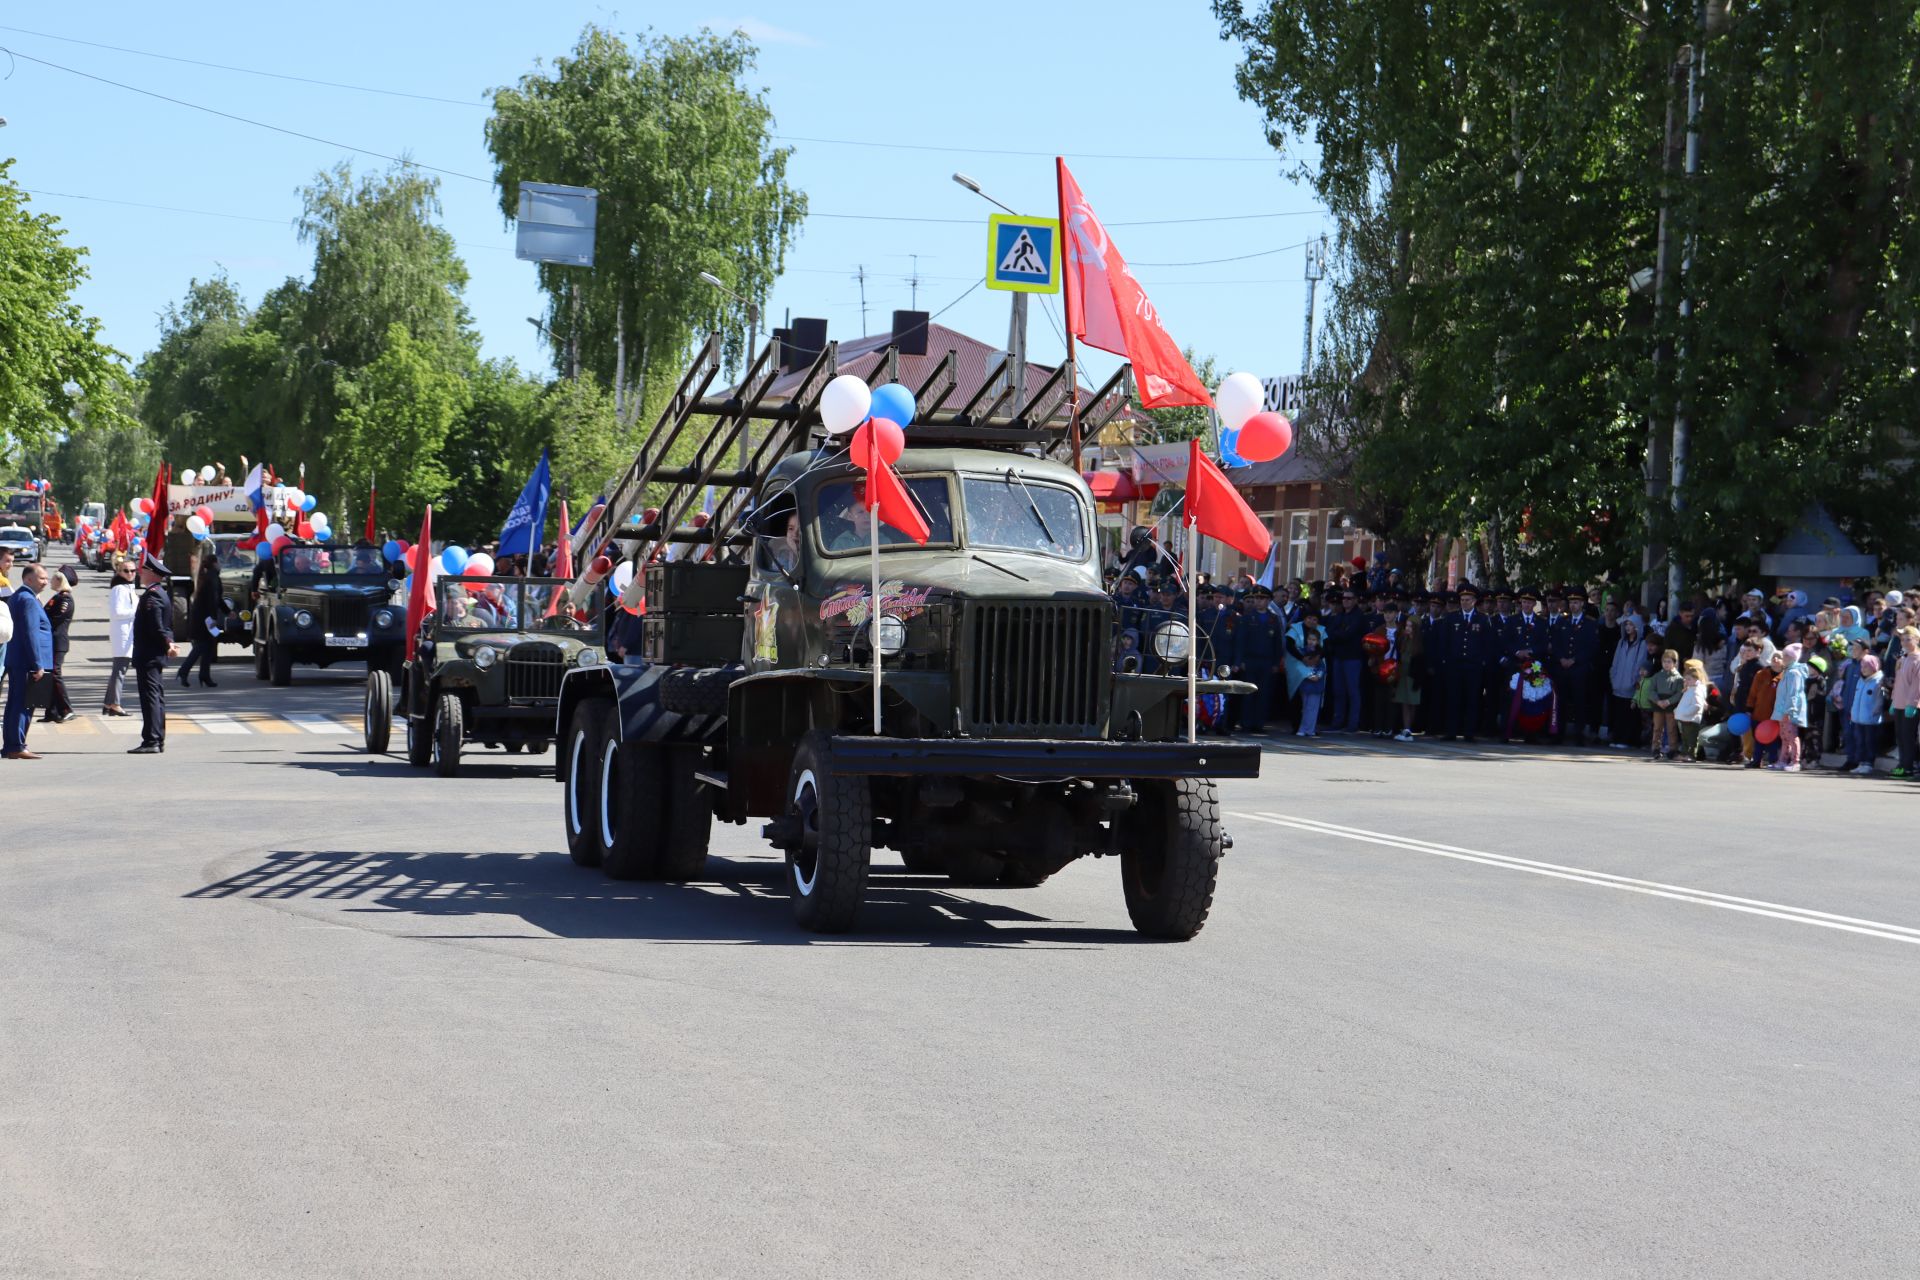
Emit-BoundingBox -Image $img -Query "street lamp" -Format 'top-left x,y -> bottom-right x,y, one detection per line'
697,272 -> 762,469
951,173 -> 1028,413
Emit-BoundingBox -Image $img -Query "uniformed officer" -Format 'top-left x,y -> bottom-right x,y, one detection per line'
128,551 -> 178,754
1549,583 -> 1600,744
1198,585 -> 1238,673
1438,583 -> 1496,741
1229,585 -> 1283,733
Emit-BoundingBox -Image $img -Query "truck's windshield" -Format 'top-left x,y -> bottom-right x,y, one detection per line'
813,477 -> 955,555
5,492 -> 42,515
962,475 -> 1088,560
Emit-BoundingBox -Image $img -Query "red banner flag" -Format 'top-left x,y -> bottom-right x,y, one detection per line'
1185,439 -> 1270,562
365,475 -> 377,545
861,458 -> 930,545
404,506 -> 435,661
141,464 -> 171,563
544,500 -> 574,618
1057,159 -> 1211,409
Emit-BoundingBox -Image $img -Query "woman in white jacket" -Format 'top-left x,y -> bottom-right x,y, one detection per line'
104,557 -> 139,716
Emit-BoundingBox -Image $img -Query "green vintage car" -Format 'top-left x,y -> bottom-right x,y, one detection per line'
252,542 -> 406,684
364,577 -> 604,776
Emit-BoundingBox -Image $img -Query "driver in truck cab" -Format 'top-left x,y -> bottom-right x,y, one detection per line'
817,487 -> 873,553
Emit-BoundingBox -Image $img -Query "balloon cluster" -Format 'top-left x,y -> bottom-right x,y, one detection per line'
1213,371 -> 1293,464
24,478 -> 51,492
820,374 -> 916,472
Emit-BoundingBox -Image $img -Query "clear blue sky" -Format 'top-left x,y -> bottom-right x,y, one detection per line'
0,2 -> 1326,392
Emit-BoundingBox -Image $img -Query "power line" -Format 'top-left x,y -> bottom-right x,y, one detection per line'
2,46 -> 494,185
773,134 -> 1276,164
22,187 -> 512,252
0,23 -> 481,106
1129,240 -> 1313,268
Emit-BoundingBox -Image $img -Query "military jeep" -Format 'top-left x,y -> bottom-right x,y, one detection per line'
364,576 -> 604,776
251,541 -> 405,684
555,333 -> 1259,940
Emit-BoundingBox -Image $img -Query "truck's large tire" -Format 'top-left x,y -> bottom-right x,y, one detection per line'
1121,778 -> 1222,941
598,717 -> 666,880
432,693 -> 463,778
363,669 -> 392,754
561,701 -> 606,867
268,637 -> 292,687
658,666 -> 735,718
784,731 -> 870,933
658,746 -> 712,880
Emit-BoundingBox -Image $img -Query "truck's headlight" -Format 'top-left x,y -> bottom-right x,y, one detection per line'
474,646 -> 498,669
374,609 -> 394,628
294,610 -> 313,628
1153,621 -> 1192,661
876,614 -> 907,656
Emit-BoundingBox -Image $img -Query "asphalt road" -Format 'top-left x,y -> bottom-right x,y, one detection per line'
5,545 -> 1917,1278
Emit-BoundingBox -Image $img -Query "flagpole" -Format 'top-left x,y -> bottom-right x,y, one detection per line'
1186,515 -> 1199,745
870,487 -> 882,735
1056,157 -> 1082,472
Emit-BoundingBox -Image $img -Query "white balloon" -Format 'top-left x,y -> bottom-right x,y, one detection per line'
819,374 -> 873,435
309,512 -> 330,530
466,553 -> 495,576
264,522 -> 287,542
185,515 -> 208,536
1214,371 -> 1267,433
610,561 -> 634,594
199,465 -> 217,483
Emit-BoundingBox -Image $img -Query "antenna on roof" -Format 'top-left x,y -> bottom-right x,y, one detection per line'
852,264 -> 870,334
907,254 -> 922,311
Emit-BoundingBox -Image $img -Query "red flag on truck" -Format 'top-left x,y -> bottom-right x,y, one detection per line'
404,506 -> 434,661
861,456 -> 930,545
1057,159 -> 1211,409
1184,439 -> 1270,562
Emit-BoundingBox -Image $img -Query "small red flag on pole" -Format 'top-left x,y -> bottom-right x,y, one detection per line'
544,500 -> 574,618
404,505 -> 434,662
365,473 -> 377,545
142,464 -> 171,564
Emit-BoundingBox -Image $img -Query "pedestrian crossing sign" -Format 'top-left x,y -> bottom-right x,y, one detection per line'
986,214 -> 1061,294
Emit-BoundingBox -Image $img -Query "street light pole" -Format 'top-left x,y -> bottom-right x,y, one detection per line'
953,173 -> 1029,417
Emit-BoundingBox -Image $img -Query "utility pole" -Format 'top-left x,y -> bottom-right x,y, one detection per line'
907,254 -> 922,311
1301,236 -> 1326,383
853,264 -> 869,334
1669,1 -> 1706,612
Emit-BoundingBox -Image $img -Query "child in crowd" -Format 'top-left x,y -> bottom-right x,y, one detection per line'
1770,644 -> 1810,772
1675,659 -> 1710,762
1832,639 -> 1867,771
1746,646 -> 1781,768
1847,655 -> 1884,776
1647,649 -> 1683,760
1893,627 -> 1920,778
1296,629 -> 1326,739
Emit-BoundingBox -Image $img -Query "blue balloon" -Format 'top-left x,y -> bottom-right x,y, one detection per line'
869,382 -> 916,428
441,545 -> 469,574
314,526 -> 333,542
301,494 -> 318,513
1219,426 -> 1249,469
256,543 -> 274,563
383,539 -> 403,562
1726,712 -> 1752,736
192,530 -> 209,542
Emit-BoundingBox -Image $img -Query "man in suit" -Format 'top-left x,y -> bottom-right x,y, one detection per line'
129,552 -> 179,755
4,563 -> 54,760
1438,582 -> 1496,742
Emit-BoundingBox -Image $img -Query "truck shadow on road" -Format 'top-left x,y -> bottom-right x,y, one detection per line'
186,850 -> 1145,948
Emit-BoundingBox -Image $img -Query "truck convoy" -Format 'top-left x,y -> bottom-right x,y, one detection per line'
551,334 -> 1260,939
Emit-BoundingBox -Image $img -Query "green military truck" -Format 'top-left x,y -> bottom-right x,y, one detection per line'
252,542 -> 405,684
364,576 -> 604,776
555,334 -> 1259,939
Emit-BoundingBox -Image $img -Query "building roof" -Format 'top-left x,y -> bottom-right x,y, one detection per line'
1223,447 -> 1334,487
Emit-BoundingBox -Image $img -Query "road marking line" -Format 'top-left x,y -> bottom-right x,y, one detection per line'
190,714 -> 251,735
286,714 -> 352,734
100,718 -> 143,736
168,718 -> 205,734
232,713 -> 302,734
1233,811 -> 1920,948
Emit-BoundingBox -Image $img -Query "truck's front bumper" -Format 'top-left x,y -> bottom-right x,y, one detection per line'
823,735 -> 1262,780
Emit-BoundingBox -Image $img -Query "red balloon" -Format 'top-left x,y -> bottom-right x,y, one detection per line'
403,545 -> 418,570
270,536 -> 291,555
194,506 -> 214,526
850,417 -> 905,470
1754,718 -> 1781,745
135,498 -> 154,515
1236,411 -> 1293,462
295,520 -> 314,539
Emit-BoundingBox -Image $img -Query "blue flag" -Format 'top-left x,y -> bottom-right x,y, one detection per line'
497,449 -> 552,560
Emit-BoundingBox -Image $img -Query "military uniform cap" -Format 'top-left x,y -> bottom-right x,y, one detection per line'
1519,586 -> 1539,600
1565,584 -> 1588,600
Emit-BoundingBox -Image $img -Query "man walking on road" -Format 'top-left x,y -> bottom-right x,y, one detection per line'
129,553 -> 178,755
4,563 -> 55,760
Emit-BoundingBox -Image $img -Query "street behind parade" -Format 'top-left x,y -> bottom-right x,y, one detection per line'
5,537 -> 1919,1278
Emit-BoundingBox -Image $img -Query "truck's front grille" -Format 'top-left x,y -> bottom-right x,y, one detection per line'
965,602 -> 1107,737
507,642 -> 565,701
328,597 -> 368,636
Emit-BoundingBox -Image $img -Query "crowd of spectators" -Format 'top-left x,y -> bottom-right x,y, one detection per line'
1107,548 -> 1920,776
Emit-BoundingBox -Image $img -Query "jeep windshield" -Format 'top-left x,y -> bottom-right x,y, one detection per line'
209,538 -> 256,571
277,546 -> 388,577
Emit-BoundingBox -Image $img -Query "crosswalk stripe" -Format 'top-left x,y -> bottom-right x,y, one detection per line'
100,718 -> 144,736
168,718 -> 205,734
190,714 -> 251,735
286,714 -> 353,734
232,712 -> 301,734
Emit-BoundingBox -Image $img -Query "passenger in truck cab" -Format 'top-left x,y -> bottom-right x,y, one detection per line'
818,487 -> 872,553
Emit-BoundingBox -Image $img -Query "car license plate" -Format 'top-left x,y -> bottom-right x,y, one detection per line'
324,634 -> 366,648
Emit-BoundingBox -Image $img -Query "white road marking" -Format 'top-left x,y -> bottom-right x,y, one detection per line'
286,714 -> 352,734
190,714 -> 251,735
99,718 -> 144,736
1233,811 -> 1920,948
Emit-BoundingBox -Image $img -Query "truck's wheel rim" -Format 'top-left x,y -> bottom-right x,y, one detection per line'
791,769 -> 820,894
598,741 -> 619,847
567,729 -> 587,835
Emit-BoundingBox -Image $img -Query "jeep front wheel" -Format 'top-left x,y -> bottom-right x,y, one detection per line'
268,637 -> 292,687
363,669 -> 392,754
1121,778 -> 1222,941
561,701 -> 606,866
253,640 -> 269,681
784,732 -> 870,933
432,693 -> 463,777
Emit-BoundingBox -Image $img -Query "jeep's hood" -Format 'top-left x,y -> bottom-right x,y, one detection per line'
812,552 -> 1107,605
447,628 -> 598,653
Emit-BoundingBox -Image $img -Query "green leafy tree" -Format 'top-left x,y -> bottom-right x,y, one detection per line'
543,377 -> 633,506
438,358 -> 551,546
0,161 -> 127,461
486,25 -> 807,418
1141,349 -> 1221,443
330,324 -> 467,523
42,375 -> 163,515
135,274 -> 278,467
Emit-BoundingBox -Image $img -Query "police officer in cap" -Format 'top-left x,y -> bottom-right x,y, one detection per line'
1229,584 -> 1282,733
1437,582 -> 1496,741
1549,583 -> 1600,744
128,550 -> 179,754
